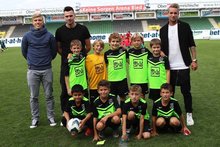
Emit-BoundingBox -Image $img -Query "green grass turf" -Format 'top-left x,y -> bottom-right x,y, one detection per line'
0,40 -> 220,147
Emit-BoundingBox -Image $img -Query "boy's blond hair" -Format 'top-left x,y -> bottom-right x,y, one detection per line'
131,33 -> 144,42
150,38 -> 161,48
168,3 -> 179,11
129,85 -> 142,94
93,39 -> 104,49
108,32 -> 121,43
70,39 -> 82,48
32,11 -> 43,20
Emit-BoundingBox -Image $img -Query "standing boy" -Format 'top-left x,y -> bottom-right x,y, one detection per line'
62,84 -> 92,137
122,85 -> 151,141
128,33 -> 151,97
148,38 -> 170,101
104,33 -> 128,107
86,39 -> 107,104
64,40 -> 88,97
21,12 -> 57,128
93,80 -> 121,141
151,83 -> 191,136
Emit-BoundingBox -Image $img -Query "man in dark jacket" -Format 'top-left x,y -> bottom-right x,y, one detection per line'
160,3 -> 198,126
21,12 -> 57,128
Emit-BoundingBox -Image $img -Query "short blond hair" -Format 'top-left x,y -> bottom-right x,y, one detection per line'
32,11 -> 43,19
93,39 -> 104,48
131,33 -> 144,42
129,85 -> 142,94
70,39 -> 82,48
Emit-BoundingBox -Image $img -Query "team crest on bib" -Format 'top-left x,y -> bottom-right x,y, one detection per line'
74,66 -> 84,77
170,103 -> 174,109
133,59 -> 143,69
151,67 -> 160,77
113,59 -> 123,70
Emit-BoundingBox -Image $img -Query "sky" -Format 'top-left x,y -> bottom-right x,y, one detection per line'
0,0 -> 219,10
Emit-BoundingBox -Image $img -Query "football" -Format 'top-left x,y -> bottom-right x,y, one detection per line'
67,118 -> 81,133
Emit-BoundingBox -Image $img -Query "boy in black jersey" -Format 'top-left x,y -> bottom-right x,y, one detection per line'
121,85 -> 151,141
62,84 -> 92,137
104,33 -> 129,107
93,80 -> 121,141
151,83 -> 191,136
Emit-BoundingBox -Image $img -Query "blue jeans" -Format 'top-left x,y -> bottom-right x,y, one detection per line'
27,68 -> 55,121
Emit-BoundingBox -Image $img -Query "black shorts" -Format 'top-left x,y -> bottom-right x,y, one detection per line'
156,117 -> 182,133
127,116 -> 151,133
110,78 -> 128,97
148,89 -> 161,101
130,83 -> 149,95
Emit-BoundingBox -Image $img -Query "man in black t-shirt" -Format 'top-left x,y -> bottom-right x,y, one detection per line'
55,6 -> 91,113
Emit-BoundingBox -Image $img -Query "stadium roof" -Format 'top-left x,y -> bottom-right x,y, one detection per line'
0,0 -> 220,10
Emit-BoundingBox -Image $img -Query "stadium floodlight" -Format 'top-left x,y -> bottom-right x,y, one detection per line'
75,2 -> 81,12
144,0 -> 151,9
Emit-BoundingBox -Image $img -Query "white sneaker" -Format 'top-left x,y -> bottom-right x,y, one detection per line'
186,113 -> 194,126
30,119 -> 38,129
49,118 -> 57,127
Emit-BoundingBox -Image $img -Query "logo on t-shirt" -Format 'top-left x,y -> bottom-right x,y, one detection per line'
151,67 -> 160,77
95,63 -> 104,74
113,59 -> 123,70
74,66 -> 84,77
133,59 -> 143,69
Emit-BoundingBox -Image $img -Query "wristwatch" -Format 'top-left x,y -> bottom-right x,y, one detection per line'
192,59 -> 197,62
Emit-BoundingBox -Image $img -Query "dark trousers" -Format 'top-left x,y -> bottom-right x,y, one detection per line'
60,66 -> 70,112
170,69 -> 192,113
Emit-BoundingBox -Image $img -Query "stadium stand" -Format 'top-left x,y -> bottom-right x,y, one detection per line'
112,20 -> 143,33
10,24 -> 31,37
46,22 -> 63,35
214,17 -> 220,28
147,19 -> 167,28
180,17 -> 213,30
82,21 -> 113,34
0,25 -> 10,32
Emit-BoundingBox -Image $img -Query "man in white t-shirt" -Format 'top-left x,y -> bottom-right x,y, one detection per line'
159,3 -> 198,126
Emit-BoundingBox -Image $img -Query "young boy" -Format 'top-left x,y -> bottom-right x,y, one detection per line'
65,39 -> 88,97
86,39 -> 107,104
104,32 -> 129,107
122,85 -> 151,140
62,84 -> 92,137
148,38 -> 170,101
128,33 -> 151,97
93,80 -> 121,141
151,83 -> 191,136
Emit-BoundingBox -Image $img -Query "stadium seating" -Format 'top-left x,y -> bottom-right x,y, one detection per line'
0,25 -> 10,32
147,19 -> 167,28
180,18 -> 213,30
10,24 -> 31,37
82,21 -> 113,34
112,20 -> 143,33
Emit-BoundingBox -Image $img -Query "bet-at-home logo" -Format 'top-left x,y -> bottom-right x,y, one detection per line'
133,59 -> 143,69
113,59 -> 123,70
74,66 -> 84,77
151,67 -> 160,77
95,63 -> 104,74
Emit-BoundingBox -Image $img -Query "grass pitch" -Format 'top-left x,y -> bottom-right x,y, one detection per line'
0,40 -> 220,147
